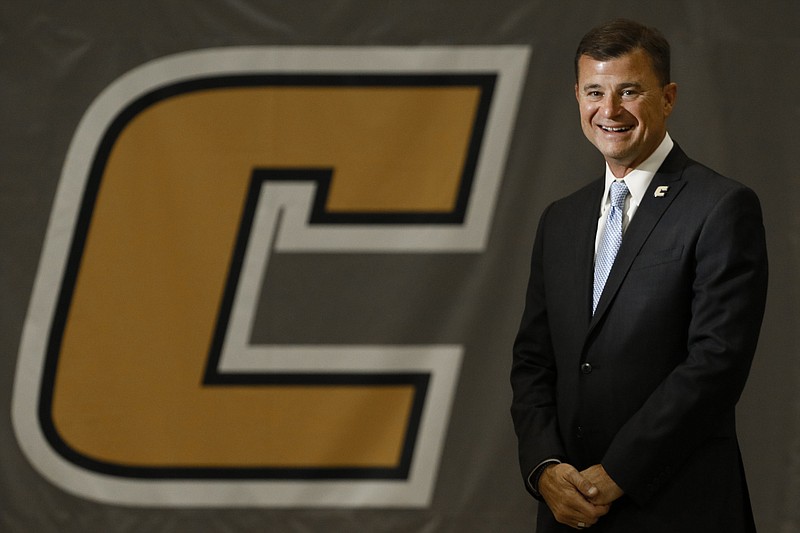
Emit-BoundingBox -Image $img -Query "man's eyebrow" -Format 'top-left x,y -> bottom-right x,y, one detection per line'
581,82 -> 645,91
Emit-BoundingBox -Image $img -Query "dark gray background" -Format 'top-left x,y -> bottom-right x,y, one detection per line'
2,1 -> 798,531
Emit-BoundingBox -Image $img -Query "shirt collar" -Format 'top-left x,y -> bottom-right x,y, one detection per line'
601,133 -> 674,210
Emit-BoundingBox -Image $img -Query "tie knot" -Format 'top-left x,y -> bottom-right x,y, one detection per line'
610,180 -> 628,209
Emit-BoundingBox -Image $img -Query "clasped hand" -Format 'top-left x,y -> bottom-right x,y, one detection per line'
538,463 -> 623,529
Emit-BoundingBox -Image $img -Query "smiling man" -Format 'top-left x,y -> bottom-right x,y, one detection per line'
511,19 -> 768,532
576,46 -> 676,179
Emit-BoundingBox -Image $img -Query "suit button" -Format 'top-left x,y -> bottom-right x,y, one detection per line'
577,426 -> 584,438
580,363 -> 593,374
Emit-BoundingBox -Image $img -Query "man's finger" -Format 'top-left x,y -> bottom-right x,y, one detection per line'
565,467 -> 598,498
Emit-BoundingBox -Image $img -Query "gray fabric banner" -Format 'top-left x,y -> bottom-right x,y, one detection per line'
1,1 -> 798,531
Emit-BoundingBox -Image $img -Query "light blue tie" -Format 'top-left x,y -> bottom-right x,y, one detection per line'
593,180 -> 628,313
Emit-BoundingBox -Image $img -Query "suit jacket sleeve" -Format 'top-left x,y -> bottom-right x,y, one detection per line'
510,202 -> 567,493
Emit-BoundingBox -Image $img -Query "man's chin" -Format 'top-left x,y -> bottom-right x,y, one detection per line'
596,146 -> 635,165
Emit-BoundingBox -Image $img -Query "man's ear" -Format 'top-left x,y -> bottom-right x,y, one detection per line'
663,82 -> 678,116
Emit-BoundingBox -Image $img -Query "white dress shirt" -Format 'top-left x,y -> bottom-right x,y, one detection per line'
594,133 -> 674,254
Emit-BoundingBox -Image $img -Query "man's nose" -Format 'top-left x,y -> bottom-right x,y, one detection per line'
600,94 -> 622,117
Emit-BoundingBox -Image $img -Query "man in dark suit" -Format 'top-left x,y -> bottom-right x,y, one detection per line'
510,19 -> 768,532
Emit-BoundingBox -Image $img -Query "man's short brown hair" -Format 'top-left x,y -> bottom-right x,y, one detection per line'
575,18 -> 671,86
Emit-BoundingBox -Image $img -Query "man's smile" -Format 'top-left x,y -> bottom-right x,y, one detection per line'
598,125 -> 634,133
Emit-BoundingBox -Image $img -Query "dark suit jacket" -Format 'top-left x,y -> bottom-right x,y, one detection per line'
511,145 -> 768,533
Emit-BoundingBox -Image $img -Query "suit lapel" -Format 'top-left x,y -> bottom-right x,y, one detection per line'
587,146 -> 690,333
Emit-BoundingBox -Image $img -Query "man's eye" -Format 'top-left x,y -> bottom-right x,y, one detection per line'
587,91 -> 602,98
621,90 -> 638,98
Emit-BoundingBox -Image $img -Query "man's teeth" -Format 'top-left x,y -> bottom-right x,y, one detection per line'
600,125 -> 632,132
